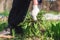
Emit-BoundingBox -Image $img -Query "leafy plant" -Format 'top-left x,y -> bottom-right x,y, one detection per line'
0,10 -> 60,40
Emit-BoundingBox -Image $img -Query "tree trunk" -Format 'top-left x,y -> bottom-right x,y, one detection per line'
56,0 -> 60,11
0,0 -> 13,13
0,0 -> 5,13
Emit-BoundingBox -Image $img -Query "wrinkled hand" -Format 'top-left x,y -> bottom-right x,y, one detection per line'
31,5 -> 40,21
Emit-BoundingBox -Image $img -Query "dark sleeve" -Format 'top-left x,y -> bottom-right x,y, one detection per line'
38,0 -> 42,3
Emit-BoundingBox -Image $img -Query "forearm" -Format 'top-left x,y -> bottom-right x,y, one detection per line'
33,0 -> 38,5
31,0 -> 39,21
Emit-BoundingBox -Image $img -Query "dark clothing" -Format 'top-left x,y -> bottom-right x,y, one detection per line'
8,0 -> 31,33
38,0 -> 42,4
8,0 -> 31,26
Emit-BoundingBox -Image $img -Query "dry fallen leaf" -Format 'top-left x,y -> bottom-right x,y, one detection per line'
0,34 -> 14,38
